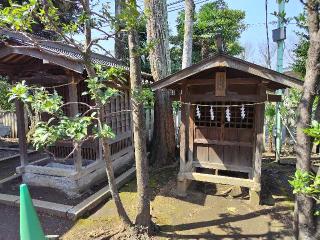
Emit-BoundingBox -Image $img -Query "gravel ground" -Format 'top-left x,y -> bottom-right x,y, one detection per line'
0,152 -> 47,180
0,204 -> 73,240
0,149 -> 19,159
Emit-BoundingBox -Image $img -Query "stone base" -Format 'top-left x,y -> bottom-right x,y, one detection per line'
21,153 -> 134,197
22,166 -> 106,197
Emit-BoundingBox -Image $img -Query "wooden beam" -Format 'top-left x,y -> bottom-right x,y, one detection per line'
194,138 -> 253,147
15,99 -> 28,166
0,45 -> 83,73
267,94 -> 282,102
193,161 -> 252,173
179,172 -> 260,190
189,94 -> 260,102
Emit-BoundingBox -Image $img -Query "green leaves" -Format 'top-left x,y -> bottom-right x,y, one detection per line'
94,124 -> 115,139
32,121 -> 60,149
171,0 -> 246,72
172,101 -> 181,115
84,67 -> 121,105
0,76 -> 14,111
31,89 -> 63,115
289,170 -> 313,195
8,81 -> 31,103
9,82 -> 63,115
85,77 -> 118,105
304,121 -> 320,145
112,0 -> 146,32
0,0 -> 38,31
132,87 -> 154,108
289,169 -> 320,215
265,103 -> 276,134
31,116 -> 93,149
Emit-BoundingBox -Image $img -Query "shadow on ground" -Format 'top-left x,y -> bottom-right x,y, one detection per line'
62,159 -> 295,240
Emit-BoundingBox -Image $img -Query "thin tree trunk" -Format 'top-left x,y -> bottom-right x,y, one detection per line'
127,0 -> 150,231
294,1 -> 320,239
145,0 -> 176,166
82,0 -> 132,227
102,138 -> 132,226
181,0 -> 195,69
315,97 -> 320,121
268,132 -> 273,153
115,0 -> 126,61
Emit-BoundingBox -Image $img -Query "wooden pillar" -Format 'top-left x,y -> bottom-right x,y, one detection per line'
177,83 -> 191,196
68,74 -> 82,172
15,99 -> 28,166
187,105 -> 194,170
250,83 -> 266,205
68,76 -> 79,117
179,83 -> 188,173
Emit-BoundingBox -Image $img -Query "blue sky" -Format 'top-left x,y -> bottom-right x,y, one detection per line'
103,0 -> 304,69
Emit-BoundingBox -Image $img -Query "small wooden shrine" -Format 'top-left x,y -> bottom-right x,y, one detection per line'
151,53 -> 303,204
0,28 -> 152,196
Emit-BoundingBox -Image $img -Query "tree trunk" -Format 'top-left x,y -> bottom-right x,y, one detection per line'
127,0 -> 150,231
102,139 -> 132,226
144,0 -> 176,166
315,97 -> 320,121
115,0 -> 126,61
81,0 -> 132,227
88,77 -> 132,227
294,1 -> 320,239
181,0 -> 195,69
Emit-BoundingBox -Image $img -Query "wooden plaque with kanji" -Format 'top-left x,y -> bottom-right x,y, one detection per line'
215,71 -> 226,96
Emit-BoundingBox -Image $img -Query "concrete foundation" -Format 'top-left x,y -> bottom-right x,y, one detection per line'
18,152 -> 134,197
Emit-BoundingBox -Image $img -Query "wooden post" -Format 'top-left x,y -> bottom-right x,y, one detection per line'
68,74 -> 82,172
15,99 -> 28,166
250,83 -> 266,205
177,83 -> 191,196
68,76 -> 79,117
187,105 -> 194,170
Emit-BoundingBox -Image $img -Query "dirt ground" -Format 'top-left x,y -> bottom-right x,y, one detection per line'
61,160 -> 296,240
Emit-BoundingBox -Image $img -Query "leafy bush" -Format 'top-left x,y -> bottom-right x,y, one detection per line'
0,76 -> 14,111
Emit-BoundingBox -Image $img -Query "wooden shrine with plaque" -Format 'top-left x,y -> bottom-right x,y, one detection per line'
151,53 -> 303,205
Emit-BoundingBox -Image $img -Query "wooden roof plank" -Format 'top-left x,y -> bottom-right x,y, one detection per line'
151,54 -> 303,91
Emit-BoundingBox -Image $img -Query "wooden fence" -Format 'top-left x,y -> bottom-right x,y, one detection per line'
0,111 -> 17,138
144,108 -> 181,146
0,109 -> 180,145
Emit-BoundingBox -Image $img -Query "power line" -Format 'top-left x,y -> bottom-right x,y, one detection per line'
168,0 -> 210,12
265,0 -> 271,69
167,0 -> 185,7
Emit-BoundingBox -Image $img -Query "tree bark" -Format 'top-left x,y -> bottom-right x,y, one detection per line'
115,0 -> 126,61
127,0 -> 150,231
82,0 -> 132,227
294,1 -> 320,239
144,0 -> 176,166
181,0 -> 195,69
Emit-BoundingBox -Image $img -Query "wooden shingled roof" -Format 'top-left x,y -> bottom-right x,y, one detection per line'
151,53 -> 303,91
0,28 -> 153,80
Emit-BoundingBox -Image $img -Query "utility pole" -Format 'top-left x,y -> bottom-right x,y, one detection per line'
273,0 -> 286,162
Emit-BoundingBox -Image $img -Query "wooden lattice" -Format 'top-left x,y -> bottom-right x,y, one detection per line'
195,102 -> 254,129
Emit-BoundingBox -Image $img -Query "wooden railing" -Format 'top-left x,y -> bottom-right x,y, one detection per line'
0,111 -> 17,138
